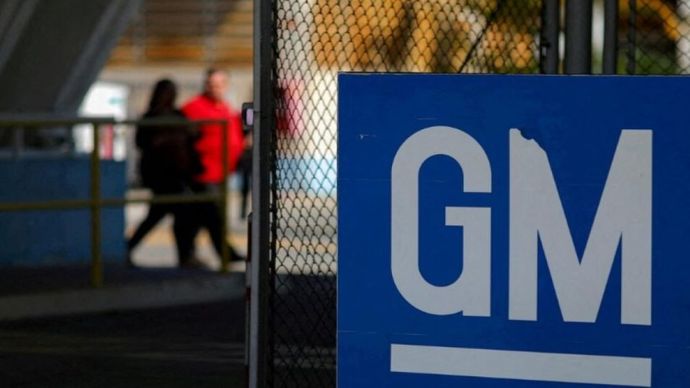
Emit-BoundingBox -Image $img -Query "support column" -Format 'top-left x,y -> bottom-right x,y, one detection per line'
248,0 -> 275,386
540,0 -> 561,74
565,0 -> 593,74
603,0 -> 619,74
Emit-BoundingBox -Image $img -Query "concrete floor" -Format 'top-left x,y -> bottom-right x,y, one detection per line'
0,301 -> 246,387
0,191 -> 250,387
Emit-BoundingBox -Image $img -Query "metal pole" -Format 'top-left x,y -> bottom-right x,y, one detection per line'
603,0 -> 619,74
564,0 -> 593,74
90,123 -> 103,288
220,120 -> 230,273
540,0 -> 561,74
627,0 -> 637,74
249,0 -> 275,386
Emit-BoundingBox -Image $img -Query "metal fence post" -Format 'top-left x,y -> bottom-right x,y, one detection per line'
627,0 -> 637,75
540,0 -> 561,74
249,0 -> 275,386
603,0 -> 619,74
565,0 -> 593,74
90,122 -> 103,288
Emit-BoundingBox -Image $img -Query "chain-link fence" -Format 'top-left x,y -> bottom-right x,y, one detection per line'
267,1 -> 543,387
254,1 -> 690,387
626,0 -> 690,74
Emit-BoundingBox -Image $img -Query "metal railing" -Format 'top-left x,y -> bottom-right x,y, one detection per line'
0,116 -> 233,287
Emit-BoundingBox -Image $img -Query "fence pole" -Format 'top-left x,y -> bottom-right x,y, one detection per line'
627,0 -> 637,74
249,0 -> 275,386
90,123 -> 103,288
603,0 -> 619,74
565,0 -> 593,74
540,0 -> 561,74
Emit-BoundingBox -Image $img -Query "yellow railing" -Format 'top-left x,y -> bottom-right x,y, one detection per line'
0,116 -> 233,287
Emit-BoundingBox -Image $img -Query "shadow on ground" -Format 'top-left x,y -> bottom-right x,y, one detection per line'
0,301 -> 246,387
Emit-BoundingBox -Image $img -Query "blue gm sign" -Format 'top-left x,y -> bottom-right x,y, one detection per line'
337,74 -> 690,387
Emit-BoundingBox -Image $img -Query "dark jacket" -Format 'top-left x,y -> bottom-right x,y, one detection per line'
136,109 -> 202,193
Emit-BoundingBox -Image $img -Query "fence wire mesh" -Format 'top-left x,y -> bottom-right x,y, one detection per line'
626,0 -> 690,74
268,1 -> 543,386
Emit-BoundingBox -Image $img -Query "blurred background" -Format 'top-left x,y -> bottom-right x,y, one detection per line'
0,0 -> 689,387
0,0 -> 254,270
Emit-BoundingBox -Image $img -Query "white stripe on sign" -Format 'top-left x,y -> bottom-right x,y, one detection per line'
390,344 -> 651,387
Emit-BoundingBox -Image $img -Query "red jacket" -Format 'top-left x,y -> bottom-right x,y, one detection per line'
182,94 -> 244,184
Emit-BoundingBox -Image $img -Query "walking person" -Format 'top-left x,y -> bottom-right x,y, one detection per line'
127,79 -> 201,267
178,68 -> 246,265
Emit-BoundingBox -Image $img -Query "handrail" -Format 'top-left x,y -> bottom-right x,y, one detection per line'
0,115 -> 115,126
0,194 -> 223,212
0,117 -> 233,287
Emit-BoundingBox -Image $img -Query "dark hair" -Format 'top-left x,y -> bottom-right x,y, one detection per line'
147,79 -> 177,115
206,67 -> 222,79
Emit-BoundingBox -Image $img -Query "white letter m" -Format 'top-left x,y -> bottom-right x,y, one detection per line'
509,129 -> 652,325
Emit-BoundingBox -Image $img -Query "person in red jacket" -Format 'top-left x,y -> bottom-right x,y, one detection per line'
178,68 -> 245,267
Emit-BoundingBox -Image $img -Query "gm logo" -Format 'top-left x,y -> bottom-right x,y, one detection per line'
338,74 -> 690,388
390,126 -> 652,386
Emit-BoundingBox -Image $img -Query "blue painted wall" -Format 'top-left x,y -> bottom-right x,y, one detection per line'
0,157 -> 125,265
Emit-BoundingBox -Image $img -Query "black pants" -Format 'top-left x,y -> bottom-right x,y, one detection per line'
128,190 -> 187,259
176,183 -> 243,264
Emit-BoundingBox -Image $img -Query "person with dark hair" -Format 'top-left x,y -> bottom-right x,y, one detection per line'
127,78 -> 202,267
178,68 -> 246,265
